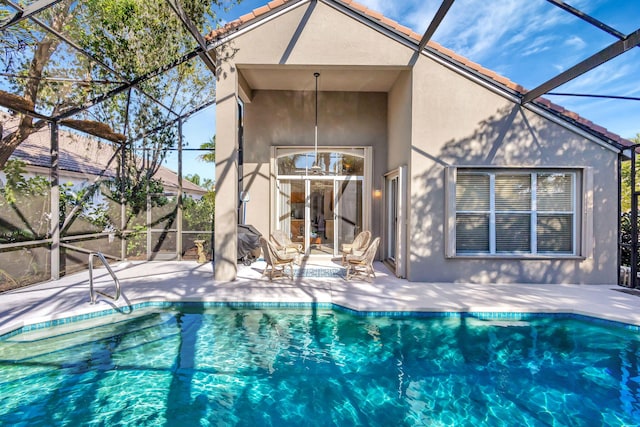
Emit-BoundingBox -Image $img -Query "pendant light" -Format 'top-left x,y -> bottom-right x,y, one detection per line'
311,72 -> 322,173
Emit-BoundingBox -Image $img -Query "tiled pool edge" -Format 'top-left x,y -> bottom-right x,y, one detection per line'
3,300 -> 640,340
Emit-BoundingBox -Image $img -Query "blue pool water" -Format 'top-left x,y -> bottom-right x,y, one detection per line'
1,306 -> 640,426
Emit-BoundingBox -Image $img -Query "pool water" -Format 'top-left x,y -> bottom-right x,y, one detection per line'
1,306 -> 640,426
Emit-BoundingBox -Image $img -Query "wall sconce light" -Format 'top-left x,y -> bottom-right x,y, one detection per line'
373,189 -> 382,199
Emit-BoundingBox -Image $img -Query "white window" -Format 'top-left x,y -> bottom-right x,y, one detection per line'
455,170 -> 576,255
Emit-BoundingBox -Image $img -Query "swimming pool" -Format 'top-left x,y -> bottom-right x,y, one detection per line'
1,304 -> 639,426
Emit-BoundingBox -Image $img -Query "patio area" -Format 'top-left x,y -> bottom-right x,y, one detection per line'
2,259 -> 640,338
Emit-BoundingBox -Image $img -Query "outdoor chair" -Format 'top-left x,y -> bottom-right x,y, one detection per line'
270,230 -> 303,261
340,230 -> 371,265
345,237 -> 380,282
260,237 -> 296,280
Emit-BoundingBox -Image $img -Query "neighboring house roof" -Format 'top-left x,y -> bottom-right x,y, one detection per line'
1,113 -> 208,195
206,0 -> 633,149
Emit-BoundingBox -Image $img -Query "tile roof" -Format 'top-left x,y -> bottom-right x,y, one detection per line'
206,0 -> 633,148
1,113 -> 207,195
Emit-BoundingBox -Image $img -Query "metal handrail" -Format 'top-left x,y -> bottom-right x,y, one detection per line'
89,252 -> 121,304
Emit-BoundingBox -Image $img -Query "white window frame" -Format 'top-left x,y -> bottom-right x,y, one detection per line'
445,167 -> 592,259
270,146 -> 372,255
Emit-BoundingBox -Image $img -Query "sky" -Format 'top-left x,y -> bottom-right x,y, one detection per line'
172,0 -> 640,183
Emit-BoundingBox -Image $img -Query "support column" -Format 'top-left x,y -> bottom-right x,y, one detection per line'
50,121 -> 60,280
177,119 -> 183,261
121,89 -> 132,261
120,143 -> 127,260
214,59 -> 239,280
632,151 -> 638,288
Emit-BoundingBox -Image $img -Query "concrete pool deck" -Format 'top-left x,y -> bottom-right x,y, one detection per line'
1,259 -> 640,336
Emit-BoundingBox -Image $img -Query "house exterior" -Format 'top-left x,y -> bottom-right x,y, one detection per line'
209,0 -> 629,284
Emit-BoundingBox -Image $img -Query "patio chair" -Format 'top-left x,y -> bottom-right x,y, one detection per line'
340,230 -> 371,265
345,237 -> 380,282
270,229 -> 303,260
260,237 -> 296,280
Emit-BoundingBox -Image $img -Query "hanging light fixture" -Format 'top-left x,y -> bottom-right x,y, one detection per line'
311,72 -> 322,173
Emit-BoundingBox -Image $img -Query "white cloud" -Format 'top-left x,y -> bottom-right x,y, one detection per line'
430,0 -> 570,62
560,57 -> 635,93
402,1 -> 444,33
565,35 -> 586,50
354,0 -> 440,33
354,0 -> 639,138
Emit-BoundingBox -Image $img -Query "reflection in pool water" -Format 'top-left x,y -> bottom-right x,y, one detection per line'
1,306 -> 639,426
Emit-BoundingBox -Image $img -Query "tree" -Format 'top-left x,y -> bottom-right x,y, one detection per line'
0,160 -> 50,243
2,0 -> 240,239
0,0 -> 238,168
621,133 -> 640,213
186,173 -> 201,186
197,135 -> 215,163
0,1 -> 74,167
200,177 -> 214,190
619,133 -> 640,267
180,131 -> 216,243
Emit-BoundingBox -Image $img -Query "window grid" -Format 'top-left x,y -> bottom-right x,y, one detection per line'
456,171 -> 575,255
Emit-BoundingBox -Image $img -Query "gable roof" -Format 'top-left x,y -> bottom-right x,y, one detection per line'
1,113 -> 207,195
206,0 -> 633,149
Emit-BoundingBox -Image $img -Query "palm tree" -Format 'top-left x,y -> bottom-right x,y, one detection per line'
198,135 -> 215,163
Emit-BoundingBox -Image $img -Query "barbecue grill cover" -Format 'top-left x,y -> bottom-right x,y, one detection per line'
237,224 -> 262,259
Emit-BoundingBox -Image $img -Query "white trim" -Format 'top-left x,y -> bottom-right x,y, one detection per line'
531,174 -> 537,253
396,165 -> 406,278
444,167 -> 456,258
451,168 -> 582,257
489,174 -> 496,254
383,172 -> 395,262
270,146 -> 278,235
363,146 -> 372,234
383,165 -> 407,278
581,167 -> 594,259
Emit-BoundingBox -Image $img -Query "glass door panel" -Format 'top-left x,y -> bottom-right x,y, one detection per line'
336,179 -> 363,252
277,180 -> 306,249
309,180 -> 334,255
387,176 -> 398,262
277,176 -> 362,257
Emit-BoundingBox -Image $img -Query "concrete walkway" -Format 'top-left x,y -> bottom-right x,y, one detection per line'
1,259 -> 639,336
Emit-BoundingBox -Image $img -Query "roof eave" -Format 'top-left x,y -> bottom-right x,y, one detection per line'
208,0 -> 627,152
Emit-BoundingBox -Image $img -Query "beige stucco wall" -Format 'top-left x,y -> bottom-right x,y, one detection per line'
387,71 -> 412,172
214,1 -> 405,280
215,0 -> 619,284
225,2 -> 414,67
408,55 -> 619,284
214,60 -> 239,281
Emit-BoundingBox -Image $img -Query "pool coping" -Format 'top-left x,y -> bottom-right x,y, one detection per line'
2,260 -> 640,338
5,300 -> 640,341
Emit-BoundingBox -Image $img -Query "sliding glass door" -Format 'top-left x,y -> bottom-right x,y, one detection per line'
275,148 -> 366,257
384,166 -> 406,278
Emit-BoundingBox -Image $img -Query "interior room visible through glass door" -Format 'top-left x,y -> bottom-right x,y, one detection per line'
309,180 -> 334,255
336,179 -> 363,254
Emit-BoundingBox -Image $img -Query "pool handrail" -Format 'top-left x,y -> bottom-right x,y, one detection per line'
88,252 -> 121,304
